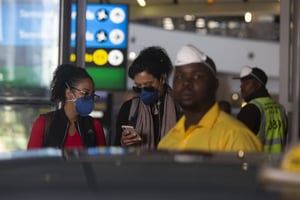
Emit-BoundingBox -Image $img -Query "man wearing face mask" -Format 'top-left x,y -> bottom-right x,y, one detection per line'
27,64 -> 106,149
114,46 -> 182,149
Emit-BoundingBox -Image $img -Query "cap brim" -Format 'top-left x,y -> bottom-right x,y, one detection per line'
233,75 -> 258,82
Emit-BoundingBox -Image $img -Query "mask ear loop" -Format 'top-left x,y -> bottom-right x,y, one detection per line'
65,82 -> 77,102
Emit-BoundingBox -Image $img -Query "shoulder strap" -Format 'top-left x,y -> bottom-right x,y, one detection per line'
128,97 -> 140,126
77,116 -> 98,147
42,112 -> 54,146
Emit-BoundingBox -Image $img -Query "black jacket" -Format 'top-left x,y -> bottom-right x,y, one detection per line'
237,88 -> 270,134
42,109 -> 98,148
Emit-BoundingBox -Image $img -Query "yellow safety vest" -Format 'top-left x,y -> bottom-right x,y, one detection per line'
249,97 -> 288,153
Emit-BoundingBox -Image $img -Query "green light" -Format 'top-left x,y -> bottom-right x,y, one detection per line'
86,67 -> 126,91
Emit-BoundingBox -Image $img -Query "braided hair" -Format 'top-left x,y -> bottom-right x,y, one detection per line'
50,64 -> 93,103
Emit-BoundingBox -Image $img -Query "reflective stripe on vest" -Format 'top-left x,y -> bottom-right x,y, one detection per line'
249,97 -> 287,153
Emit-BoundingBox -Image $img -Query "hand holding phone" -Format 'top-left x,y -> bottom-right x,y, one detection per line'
121,125 -> 142,146
121,125 -> 136,133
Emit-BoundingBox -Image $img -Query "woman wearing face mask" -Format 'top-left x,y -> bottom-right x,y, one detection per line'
114,46 -> 182,149
27,64 -> 106,149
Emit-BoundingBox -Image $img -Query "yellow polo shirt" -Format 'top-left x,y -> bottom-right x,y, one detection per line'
158,103 -> 263,152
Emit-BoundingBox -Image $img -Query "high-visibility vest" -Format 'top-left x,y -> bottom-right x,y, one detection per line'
249,97 -> 288,153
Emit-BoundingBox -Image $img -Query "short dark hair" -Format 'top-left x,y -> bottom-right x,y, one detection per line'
50,64 -> 93,103
128,46 -> 173,80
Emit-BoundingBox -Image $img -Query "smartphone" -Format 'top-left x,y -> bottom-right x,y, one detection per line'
121,125 -> 135,131
121,125 -> 142,140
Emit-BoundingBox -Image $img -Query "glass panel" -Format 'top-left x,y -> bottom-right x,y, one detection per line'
0,0 -> 59,99
0,104 -> 53,152
0,0 -> 60,152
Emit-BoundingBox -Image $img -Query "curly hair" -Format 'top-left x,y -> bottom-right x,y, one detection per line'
50,64 -> 93,103
128,46 -> 173,80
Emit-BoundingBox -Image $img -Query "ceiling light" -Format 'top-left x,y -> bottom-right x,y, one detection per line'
228,21 -> 239,29
163,23 -> 174,30
163,24 -> 174,30
162,17 -> 174,30
195,18 -> 205,28
163,17 -> 173,23
128,51 -> 137,61
207,20 -> 219,29
244,12 -> 252,23
184,15 -> 195,21
137,0 -> 146,7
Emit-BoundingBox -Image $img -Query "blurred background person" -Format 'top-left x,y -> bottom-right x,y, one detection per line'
114,46 -> 182,149
158,44 -> 262,152
27,64 -> 106,149
234,66 -> 288,153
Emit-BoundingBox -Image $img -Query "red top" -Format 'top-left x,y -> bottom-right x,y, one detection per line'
27,115 -> 106,149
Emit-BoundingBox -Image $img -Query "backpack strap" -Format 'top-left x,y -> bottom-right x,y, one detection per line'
42,112 -> 54,146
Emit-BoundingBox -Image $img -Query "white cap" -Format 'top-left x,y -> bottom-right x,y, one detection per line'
233,65 -> 268,85
239,66 -> 253,78
175,44 -> 216,74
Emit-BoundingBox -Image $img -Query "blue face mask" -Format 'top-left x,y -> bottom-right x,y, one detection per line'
74,96 -> 95,116
140,88 -> 159,105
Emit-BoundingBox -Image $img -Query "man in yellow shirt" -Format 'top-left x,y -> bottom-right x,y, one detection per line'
158,44 -> 262,152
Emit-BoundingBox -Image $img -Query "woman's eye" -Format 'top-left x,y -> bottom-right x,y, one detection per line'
83,91 -> 90,96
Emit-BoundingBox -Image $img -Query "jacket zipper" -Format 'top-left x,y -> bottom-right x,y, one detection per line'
61,121 -> 70,148
75,121 -> 84,146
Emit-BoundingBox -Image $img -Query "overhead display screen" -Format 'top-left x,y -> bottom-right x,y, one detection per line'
71,4 -> 128,91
